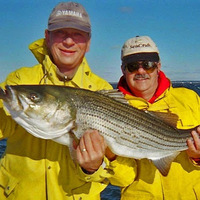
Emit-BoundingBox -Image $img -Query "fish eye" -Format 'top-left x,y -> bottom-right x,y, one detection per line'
29,93 -> 40,102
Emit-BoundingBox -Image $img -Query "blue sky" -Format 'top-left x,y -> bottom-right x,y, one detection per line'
0,0 -> 200,83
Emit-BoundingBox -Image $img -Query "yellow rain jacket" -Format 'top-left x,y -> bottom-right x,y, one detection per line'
0,39 -> 135,200
120,80 -> 200,200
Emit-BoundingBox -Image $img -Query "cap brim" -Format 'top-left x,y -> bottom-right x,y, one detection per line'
122,53 -> 159,65
48,22 -> 91,33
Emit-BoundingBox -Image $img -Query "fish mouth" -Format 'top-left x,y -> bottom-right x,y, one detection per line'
0,87 -> 6,99
0,85 -> 26,112
0,85 -> 21,106
0,85 -> 13,101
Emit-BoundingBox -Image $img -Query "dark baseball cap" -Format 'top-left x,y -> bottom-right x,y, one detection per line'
48,2 -> 91,34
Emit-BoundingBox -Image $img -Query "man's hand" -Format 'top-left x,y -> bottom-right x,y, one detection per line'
186,126 -> 200,158
74,130 -> 107,174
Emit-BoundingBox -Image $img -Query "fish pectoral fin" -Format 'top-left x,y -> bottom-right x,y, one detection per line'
151,152 -> 180,176
69,130 -> 79,145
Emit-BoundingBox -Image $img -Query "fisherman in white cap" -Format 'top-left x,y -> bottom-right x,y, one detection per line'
117,35 -> 200,199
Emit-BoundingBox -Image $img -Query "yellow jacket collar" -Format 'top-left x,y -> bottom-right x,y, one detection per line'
29,38 -> 95,88
125,86 -> 174,111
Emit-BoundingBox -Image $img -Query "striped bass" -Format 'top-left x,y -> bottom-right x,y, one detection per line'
0,85 -> 193,176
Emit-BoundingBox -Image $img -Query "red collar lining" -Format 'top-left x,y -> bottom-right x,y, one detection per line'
117,71 -> 170,103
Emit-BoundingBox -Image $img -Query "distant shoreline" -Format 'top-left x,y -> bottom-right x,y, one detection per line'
110,81 -> 200,94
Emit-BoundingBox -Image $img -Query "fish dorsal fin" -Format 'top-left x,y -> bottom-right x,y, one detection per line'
152,152 -> 180,176
146,111 -> 179,128
97,89 -> 128,104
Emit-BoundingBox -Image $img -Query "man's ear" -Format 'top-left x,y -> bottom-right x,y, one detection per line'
121,65 -> 126,75
45,29 -> 50,47
86,38 -> 91,53
157,62 -> 161,72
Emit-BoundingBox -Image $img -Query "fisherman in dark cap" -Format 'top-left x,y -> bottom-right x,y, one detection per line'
0,2 -> 134,200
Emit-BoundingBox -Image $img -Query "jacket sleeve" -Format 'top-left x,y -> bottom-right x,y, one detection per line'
76,156 -> 137,187
0,77 -> 20,139
0,100 -> 17,139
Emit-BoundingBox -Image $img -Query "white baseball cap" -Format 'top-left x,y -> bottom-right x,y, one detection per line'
121,36 -> 160,65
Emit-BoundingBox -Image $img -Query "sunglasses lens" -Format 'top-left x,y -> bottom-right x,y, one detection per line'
125,61 -> 157,73
126,63 -> 139,73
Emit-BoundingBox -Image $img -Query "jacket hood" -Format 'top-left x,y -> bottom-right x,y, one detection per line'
28,38 -> 91,73
29,38 -> 49,64
28,39 -> 106,89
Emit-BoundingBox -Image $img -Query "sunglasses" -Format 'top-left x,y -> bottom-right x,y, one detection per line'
124,61 -> 158,73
